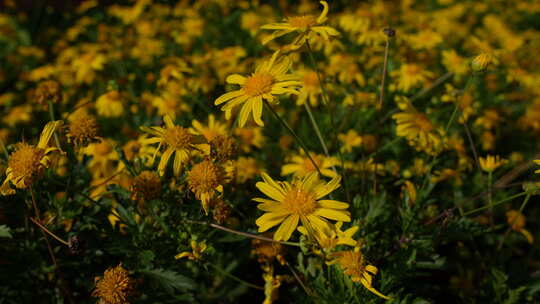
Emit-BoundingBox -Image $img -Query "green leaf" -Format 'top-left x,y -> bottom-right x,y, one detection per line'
0,225 -> 12,238
140,268 -> 196,293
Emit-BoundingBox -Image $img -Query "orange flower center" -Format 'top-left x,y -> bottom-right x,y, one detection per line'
94,141 -> 113,156
302,71 -> 319,88
289,15 -> 317,30
282,186 -> 317,216
416,114 -> 434,132
188,161 -> 221,193
163,126 -> 192,150
244,73 -> 274,97
302,156 -> 322,174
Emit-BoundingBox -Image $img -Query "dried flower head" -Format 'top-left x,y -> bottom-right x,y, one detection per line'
252,238 -> 286,265
209,135 -> 237,162
67,113 -> 99,147
130,170 -> 161,203
92,264 -> 135,304
187,160 -> 225,214
35,80 -> 62,106
211,198 -> 232,224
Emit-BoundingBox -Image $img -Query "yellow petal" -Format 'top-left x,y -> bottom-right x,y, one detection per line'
274,214 -> 299,241
215,90 -> 244,106
226,74 -> 246,85
318,200 -> 349,210
256,212 -> 289,232
314,208 -> 351,222
256,182 -> 285,201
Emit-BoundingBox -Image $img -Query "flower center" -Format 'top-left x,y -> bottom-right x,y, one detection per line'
94,141 -> 113,156
415,114 -> 434,132
303,71 -> 319,88
163,126 -> 192,150
8,143 -> 44,180
289,15 -> 317,30
244,73 -> 274,97
188,161 -> 221,193
302,156 -> 321,174
282,186 -> 317,216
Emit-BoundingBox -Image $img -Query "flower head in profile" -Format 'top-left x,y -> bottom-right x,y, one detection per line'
327,247 -> 390,300
506,210 -> 534,244
140,115 -> 205,176
479,155 -> 507,173
215,51 -> 301,127
1,121 -> 62,195
261,1 -> 339,49
253,172 -> 350,241
92,264 -> 135,304
175,240 -> 207,261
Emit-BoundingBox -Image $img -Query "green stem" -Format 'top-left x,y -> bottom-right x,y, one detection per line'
207,263 -> 264,290
305,40 -> 350,201
462,192 -> 527,216
497,194 -> 531,250
488,171 -> 493,225
264,100 -> 322,177
303,102 -> 336,174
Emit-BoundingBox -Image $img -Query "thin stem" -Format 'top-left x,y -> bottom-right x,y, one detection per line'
463,121 -> 480,167
305,40 -> 350,201
29,217 -> 70,246
186,219 -> 300,247
264,100 -> 322,176
462,192 -> 527,216
410,72 -> 454,102
378,37 -> 390,110
497,194 -> 531,250
303,102 -> 336,174
207,263 -> 264,290
285,260 -> 314,298
487,171 -> 493,226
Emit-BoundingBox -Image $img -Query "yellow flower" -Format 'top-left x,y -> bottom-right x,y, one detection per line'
190,114 -> 228,142
390,63 -> 434,93
296,69 -> 323,106
140,115 -> 205,176
253,172 -> 350,241
442,50 -> 468,78
175,240 -> 207,261
215,51 -> 301,127
234,126 -> 265,152
235,157 -> 261,184
506,210 -> 533,244
96,90 -> 124,118
1,121 -> 62,195
338,129 -> 363,153
187,160 -> 225,214
281,151 -> 339,179
479,155 -> 507,173
392,97 -> 445,155
261,1 -> 339,49
298,221 -> 358,252
83,139 -> 120,179
327,247 -> 391,300
92,264 -> 135,304
471,53 -> 494,72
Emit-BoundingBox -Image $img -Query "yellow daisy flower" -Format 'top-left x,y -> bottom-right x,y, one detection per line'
140,115 -> 205,176
281,151 -> 339,178
214,51 -> 301,127
1,121 -> 63,195
253,172 -> 350,241
190,114 -> 228,142
328,247 -> 391,300
187,160 -> 225,214
261,1 -> 339,49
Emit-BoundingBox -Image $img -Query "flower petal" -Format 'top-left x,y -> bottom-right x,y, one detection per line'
274,214 -> 299,241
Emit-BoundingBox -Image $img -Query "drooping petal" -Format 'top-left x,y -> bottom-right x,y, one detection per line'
252,97 -> 264,127
158,148 -> 174,176
37,120 -> 63,149
238,100 -> 252,128
273,214 -> 299,241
